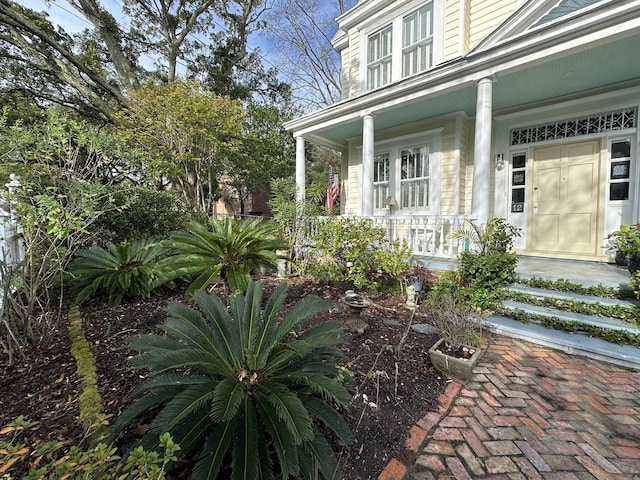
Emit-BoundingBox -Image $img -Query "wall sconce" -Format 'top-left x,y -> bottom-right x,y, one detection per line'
385,195 -> 398,207
495,153 -> 505,171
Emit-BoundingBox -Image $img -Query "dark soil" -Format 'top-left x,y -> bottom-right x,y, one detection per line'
0,276 -> 447,480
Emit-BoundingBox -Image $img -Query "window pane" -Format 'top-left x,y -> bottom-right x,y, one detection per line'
512,171 -> 525,186
610,182 -> 629,201
512,154 -> 526,169
610,161 -> 630,179
612,141 -> 631,159
402,4 -> 433,77
512,188 -> 525,203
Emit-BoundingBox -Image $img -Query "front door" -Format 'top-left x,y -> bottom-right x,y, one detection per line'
529,140 -> 601,257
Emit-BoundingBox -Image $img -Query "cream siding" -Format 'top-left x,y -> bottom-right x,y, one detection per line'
469,0 -> 517,49
341,49 -> 350,100
444,0 -> 461,60
444,0 -> 471,60
439,120 -> 458,214
348,29 -> 361,99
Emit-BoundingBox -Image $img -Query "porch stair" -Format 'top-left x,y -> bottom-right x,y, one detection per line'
483,284 -> 640,371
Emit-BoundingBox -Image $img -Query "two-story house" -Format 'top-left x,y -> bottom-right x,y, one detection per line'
285,0 -> 640,261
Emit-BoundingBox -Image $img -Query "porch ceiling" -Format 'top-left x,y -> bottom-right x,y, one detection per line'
307,33 -> 640,148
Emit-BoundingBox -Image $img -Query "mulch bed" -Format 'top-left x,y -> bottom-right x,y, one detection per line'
1,276 -> 447,479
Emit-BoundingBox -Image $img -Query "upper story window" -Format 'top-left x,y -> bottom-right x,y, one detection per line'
402,4 -> 433,77
367,26 -> 393,90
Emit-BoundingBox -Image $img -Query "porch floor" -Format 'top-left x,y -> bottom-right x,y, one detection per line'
417,255 -> 632,289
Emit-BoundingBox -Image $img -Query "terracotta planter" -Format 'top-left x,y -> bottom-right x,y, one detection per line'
428,338 -> 482,382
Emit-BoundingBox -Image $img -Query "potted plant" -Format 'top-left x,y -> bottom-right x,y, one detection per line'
426,281 -> 483,382
608,222 -> 640,274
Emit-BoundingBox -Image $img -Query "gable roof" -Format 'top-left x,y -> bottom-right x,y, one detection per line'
473,0 -> 614,52
535,0 -> 603,26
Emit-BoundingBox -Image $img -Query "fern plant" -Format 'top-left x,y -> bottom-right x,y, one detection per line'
116,281 -> 352,480
68,238 -> 167,306
158,217 -> 287,294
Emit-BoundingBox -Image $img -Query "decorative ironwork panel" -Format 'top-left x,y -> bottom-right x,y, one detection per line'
510,109 -> 636,146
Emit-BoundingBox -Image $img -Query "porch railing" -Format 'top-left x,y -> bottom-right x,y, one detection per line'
302,214 -> 475,259
368,215 -> 474,258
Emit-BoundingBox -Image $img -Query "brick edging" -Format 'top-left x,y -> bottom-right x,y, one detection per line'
377,337 -> 492,479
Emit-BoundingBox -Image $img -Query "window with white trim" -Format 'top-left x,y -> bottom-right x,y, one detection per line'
402,4 -> 433,77
367,26 -> 392,90
510,153 -> 527,213
400,146 -> 429,208
373,153 -> 390,210
609,139 -> 632,201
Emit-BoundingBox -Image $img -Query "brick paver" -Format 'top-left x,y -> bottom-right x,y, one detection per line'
378,334 -> 640,480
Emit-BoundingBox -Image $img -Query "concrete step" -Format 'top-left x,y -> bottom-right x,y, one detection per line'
502,300 -> 640,334
484,315 -> 640,371
507,284 -> 640,308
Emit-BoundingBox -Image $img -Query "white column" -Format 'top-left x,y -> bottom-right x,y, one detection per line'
295,136 -> 306,202
362,114 -> 375,216
471,77 -> 494,224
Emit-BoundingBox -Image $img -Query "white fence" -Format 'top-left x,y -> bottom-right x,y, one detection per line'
0,177 -> 24,312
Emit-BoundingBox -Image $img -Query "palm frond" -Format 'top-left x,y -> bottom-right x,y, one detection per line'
210,379 -> 245,423
275,294 -> 330,341
254,393 -> 300,478
302,397 -> 353,445
260,381 -> 314,444
191,417 -> 237,480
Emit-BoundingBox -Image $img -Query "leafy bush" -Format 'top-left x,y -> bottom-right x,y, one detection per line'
94,187 -> 199,244
68,238 -> 167,306
158,217 -> 287,294
305,217 -> 411,289
116,281 -> 352,480
458,251 -> 519,290
453,218 -> 521,291
454,218 -> 522,253
608,222 -> 640,259
631,271 -> 640,299
0,417 -> 179,480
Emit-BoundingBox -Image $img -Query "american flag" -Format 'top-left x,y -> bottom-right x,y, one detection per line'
326,167 -> 339,211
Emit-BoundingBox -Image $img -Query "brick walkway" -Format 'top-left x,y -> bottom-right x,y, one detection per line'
379,335 -> 640,480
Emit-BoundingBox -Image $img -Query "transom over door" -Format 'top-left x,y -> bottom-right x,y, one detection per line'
529,140 -> 601,256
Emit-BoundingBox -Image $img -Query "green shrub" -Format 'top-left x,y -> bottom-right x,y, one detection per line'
94,187 -> 199,244
158,217 -> 287,294
305,217 -> 411,289
454,218 -> 522,253
608,222 -> 640,259
453,218 -> 521,292
116,281 -> 352,480
0,417 -> 179,479
631,271 -> 640,299
458,251 -> 519,290
68,238 -> 167,306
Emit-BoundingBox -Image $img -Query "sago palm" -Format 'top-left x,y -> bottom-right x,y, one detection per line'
158,217 -> 287,294
68,238 -> 167,306
116,280 -> 352,480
